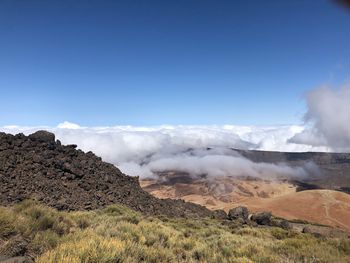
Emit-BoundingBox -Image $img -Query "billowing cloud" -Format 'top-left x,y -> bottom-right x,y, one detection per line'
290,85 -> 350,152
3,85 -> 349,179
1,123 -> 326,179
120,148 -> 320,180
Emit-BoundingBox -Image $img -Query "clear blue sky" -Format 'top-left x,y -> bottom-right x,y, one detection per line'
1,0 -> 350,126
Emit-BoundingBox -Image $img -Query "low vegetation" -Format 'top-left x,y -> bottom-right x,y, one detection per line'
0,200 -> 349,263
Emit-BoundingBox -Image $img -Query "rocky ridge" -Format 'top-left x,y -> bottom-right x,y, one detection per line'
0,131 -> 213,218
1,130 -> 347,235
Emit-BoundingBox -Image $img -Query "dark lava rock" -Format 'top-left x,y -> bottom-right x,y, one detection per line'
212,209 -> 227,220
0,256 -> 32,263
301,226 -> 323,238
302,226 -> 312,234
228,206 -> 249,221
270,219 -> 292,230
0,131 -> 213,218
0,236 -> 28,257
279,220 -> 292,230
28,131 -> 55,143
251,211 -> 272,225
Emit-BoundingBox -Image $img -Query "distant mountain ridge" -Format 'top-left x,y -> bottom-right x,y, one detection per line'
233,148 -> 350,193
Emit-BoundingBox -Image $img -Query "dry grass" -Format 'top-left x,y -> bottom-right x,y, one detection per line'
0,200 -> 349,263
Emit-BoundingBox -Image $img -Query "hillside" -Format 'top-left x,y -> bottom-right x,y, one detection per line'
0,131 -> 350,262
0,131 -> 212,218
235,148 -> 350,193
141,172 -> 350,231
240,189 -> 350,231
1,201 -> 349,263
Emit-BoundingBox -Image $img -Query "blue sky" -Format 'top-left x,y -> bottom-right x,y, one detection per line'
1,0 -> 350,126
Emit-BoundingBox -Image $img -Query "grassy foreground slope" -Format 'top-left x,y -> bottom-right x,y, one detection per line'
0,201 -> 349,263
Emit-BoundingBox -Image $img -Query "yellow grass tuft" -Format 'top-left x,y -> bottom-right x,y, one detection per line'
0,201 -> 349,263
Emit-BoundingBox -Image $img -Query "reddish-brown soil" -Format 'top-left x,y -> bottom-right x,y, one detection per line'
141,176 -> 350,230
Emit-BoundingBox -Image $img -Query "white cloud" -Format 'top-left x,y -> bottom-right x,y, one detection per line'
1,122 -> 326,179
57,121 -> 81,129
141,148 -> 317,180
3,85 -> 349,179
290,85 -> 350,152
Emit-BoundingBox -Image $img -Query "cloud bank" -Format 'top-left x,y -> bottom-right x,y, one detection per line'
2,85 -> 348,179
1,122 -> 326,179
119,148 -> 320,180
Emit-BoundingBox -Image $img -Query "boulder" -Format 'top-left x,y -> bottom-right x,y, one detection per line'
251,211 -> 272,225
0,236 -> 28,257
228,206 -> 249,221
0,256 -> 32,263
302,226 -> 312,234
212,209 -> 227,219
28,131 -> 55,143
279,220 -> 292,230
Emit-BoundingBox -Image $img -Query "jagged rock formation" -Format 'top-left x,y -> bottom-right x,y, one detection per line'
0,131 -> 213,218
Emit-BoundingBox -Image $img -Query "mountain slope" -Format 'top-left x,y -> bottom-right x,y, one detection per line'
141,173 -> 350,230
240,189 -> 350,231
235,148 -> 350,192
0,131 -> 212,218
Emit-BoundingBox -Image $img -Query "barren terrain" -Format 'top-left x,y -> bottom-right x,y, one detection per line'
141,175 -> 350,230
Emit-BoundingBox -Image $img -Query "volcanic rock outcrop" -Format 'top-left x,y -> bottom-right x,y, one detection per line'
0,131 -> 213,218
227,206 -> 249,222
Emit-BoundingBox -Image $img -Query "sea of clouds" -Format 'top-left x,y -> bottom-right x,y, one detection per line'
0,123 -> 327,179
1,85 -> 349,179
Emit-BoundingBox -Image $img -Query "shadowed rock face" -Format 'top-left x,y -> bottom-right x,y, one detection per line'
0,131 -> 213,218
228,206 -> 249,221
